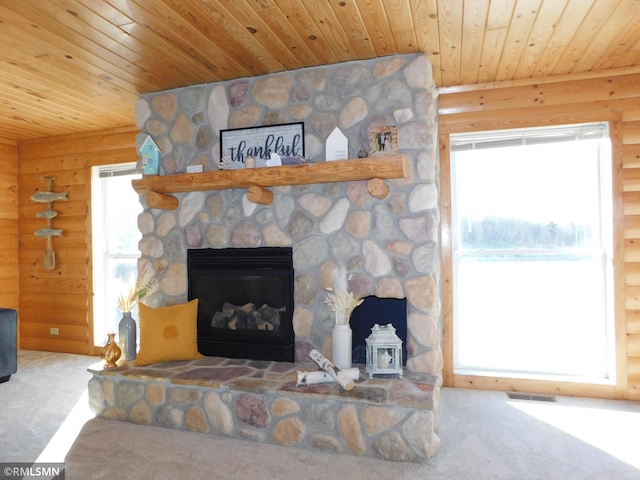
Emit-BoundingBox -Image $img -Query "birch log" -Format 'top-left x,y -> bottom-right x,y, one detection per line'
296,368 -> 360,386
308,349 -> 355,390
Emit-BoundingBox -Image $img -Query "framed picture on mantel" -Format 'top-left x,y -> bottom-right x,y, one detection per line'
219,122 -> 305,170
369,126 -> 398,156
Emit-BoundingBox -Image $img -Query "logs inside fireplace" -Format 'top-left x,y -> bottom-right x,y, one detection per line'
211,302 -> 284,331
187,247 -> 294,362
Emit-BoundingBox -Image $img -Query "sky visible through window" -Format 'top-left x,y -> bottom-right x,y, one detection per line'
454,139 -> 601,227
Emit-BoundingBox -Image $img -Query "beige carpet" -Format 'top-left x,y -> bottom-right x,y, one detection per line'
66,418 -> 433,480
3,351 -> 640,480
0,350 -> 95,463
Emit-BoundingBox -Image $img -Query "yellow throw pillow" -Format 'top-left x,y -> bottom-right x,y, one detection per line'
133,299 -> 203,366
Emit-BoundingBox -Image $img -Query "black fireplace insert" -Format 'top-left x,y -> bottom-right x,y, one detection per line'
187,247 -> 294,362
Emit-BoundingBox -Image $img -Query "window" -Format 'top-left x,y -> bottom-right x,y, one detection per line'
450,122 -> 615,382
91,164 -> 142,346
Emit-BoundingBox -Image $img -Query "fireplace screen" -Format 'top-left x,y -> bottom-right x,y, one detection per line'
187,247 -> 294,362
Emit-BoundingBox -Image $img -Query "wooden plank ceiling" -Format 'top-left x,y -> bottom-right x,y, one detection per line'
0,0 -> 639,141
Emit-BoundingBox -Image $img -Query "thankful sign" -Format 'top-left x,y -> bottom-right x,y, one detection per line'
219,122 -> 305,169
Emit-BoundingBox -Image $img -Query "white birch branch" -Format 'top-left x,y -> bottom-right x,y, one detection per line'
296,368 -> 360,386
308,349 -> 355,390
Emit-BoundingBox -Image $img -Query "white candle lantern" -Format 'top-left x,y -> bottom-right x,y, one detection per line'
365,323 -> 403,378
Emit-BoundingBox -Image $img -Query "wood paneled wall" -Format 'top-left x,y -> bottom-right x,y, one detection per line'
17,127 -> 138,355
438,68 -> 640,400
0,138 -> 18,312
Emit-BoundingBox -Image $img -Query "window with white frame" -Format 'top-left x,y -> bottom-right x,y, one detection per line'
91,164 -> 142,347
450,122 -> 615,382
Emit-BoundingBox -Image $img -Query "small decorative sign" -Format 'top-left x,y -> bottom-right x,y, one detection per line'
369,126 -> 398,156
220,122 -> 305,169
326,127 -> 348,161
140,136 -> 160,175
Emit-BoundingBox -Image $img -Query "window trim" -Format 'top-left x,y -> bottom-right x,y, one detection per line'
87,161 -> 141,352
439,112 -> 627,399
450,122 -> 615,382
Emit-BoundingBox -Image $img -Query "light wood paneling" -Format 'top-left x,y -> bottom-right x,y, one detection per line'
17,127 -> 138,355
628,310 -> 640,334
0,1 -> 639,140
629,333 -> 640,357
623,144 -> 640,168
452,374 -> 616,400
439,69 -> 638,400
629,357 -> 640,378
0,140 -> 19,315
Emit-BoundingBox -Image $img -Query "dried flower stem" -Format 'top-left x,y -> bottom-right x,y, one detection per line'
117,264 -> 170,312
324,264 -> 363,325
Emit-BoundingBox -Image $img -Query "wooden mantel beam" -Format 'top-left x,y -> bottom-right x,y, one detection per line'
132,155 -> 409,196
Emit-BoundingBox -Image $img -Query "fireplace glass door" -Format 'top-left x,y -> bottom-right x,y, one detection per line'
188,247 -> 294,362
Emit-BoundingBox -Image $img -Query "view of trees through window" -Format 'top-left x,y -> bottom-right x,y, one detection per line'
458,216 -> 594,250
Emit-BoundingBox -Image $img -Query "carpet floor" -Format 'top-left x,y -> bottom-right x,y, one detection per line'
2,350 -> 639,479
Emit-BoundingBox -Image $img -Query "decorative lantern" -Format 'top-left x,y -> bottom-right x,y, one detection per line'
365,323 -> 403,378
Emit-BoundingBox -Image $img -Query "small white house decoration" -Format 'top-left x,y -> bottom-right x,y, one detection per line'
365,323 -> 403,378
140,136 -> 160,175
325,126 -> 348,161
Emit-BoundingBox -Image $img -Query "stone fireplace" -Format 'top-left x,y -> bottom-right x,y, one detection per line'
94,53 -> 443,462
134,53 -> 441,377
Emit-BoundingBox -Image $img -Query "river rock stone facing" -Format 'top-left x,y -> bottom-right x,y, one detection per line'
130,53 -> 442,461
89,358 -> 440,463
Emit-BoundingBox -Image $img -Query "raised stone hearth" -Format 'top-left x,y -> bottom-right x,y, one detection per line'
88,358 -> 440,463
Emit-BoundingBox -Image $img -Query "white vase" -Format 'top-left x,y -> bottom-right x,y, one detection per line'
332,323 -> 352,370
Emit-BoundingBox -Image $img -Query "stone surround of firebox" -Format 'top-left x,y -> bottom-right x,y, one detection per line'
88,357 -> 440,463
127,53 -> 442,460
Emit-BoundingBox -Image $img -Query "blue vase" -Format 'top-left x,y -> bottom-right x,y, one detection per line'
118,312 -> 137,361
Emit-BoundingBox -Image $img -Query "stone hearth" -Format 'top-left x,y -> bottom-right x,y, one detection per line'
88,358 -> 440,463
